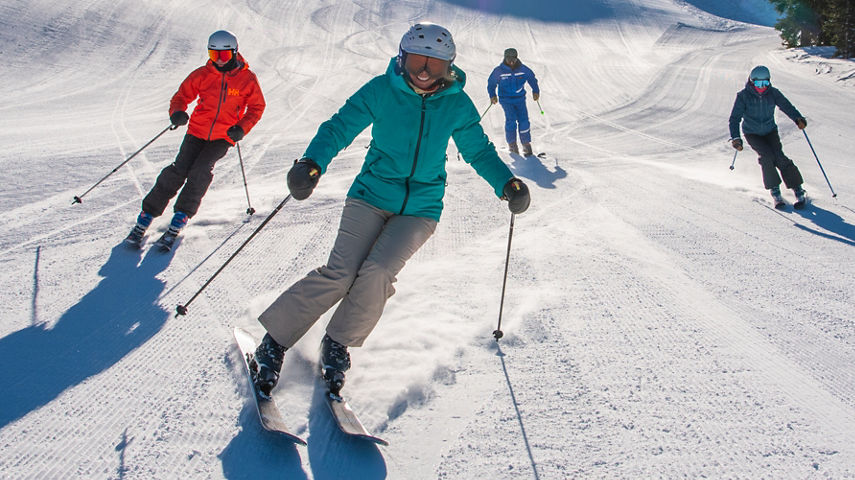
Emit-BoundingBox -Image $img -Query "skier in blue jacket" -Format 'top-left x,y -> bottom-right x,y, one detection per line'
729,65 -> 808,208
488,48 -> 540,156
250,23 -> 531,397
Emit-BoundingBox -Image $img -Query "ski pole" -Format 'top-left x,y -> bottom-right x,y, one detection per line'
536,99 -> 544,115
729,149 -> 738,170
493,213 -> 516,341
235,142 -> 256,215
802,130 -> 837,197
72,124 -> 178,204
176,194 -> 293,316
480,102 -> 494,120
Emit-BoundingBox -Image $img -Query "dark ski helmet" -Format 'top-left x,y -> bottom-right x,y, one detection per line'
749,65 -> 770,81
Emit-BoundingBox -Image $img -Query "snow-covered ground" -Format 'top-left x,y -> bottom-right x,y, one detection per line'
2,0 -> 854,478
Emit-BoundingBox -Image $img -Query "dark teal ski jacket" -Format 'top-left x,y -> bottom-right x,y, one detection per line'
303,58 -> 514,222
729,81 -> 803,139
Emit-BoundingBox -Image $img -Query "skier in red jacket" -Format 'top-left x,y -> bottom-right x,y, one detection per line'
126,30 -> 265,249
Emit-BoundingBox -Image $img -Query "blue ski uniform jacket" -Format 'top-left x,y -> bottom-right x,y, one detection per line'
303,58 -> 514,222
487,62 -> 539,103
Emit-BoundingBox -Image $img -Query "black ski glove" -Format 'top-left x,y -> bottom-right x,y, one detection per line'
287,158 -> 321,200
731,138 -> 743,151
227,125 -> 245,142
170,111 -> 189,126
502,178 -> 530,214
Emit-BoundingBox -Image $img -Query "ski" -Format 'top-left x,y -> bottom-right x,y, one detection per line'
233,327 -> 307,446
153,230 -> 181,252
325,390 -> 389,446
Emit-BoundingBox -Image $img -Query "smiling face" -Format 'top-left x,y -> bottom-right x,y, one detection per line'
404,52 -> 450,91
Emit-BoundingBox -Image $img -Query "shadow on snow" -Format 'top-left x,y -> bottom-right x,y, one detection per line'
508,153 -> 567,189
793,203 -> 855,247
0,244 -> 170,428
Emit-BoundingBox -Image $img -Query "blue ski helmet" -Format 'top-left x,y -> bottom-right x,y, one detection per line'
749,65 -> 770,81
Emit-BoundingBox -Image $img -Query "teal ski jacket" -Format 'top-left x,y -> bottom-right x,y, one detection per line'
303,58 -> 514,221
729,81 -> 803,139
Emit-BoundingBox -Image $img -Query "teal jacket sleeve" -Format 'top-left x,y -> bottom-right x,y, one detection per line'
303,78 -> 378,173
452,95 -> 514,197
772,89 -> 803,123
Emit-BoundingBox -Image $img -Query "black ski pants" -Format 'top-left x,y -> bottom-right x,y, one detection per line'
744,128 -> 803,191
142,134 -> 231,218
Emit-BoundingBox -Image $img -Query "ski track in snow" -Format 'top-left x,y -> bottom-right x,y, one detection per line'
1,0 -> 855,478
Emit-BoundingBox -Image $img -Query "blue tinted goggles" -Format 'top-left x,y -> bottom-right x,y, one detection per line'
753,79 -> 770,88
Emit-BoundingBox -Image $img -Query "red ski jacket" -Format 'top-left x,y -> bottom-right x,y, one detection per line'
169,54 -> 265,145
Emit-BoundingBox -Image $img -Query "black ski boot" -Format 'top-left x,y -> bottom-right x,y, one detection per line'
155,211 -> 188,251
125,211 -> 153,247
793,186 -> 807,209
770,187 -> 786,209
321,334 -> 351,396
252,333 -> 287,397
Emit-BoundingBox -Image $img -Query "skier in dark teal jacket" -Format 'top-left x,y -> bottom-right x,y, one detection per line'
250,23 -> 531,397
729,65 -> 808,208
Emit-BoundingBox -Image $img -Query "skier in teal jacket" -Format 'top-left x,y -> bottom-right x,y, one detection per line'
250,23 -> 531,397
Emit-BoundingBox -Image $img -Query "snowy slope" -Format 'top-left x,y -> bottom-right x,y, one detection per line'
1,0 -> 854,478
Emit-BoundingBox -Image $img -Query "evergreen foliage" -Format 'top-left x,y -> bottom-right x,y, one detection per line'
770,0 -> 855,57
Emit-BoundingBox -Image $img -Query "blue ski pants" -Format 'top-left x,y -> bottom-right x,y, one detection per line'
499,98 -> 531,144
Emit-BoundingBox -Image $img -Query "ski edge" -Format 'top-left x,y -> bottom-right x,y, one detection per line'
233,327 -> 307,446
325,393 -> 389,446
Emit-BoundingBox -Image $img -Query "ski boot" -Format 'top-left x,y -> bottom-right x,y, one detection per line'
507,142 -> 519,154
793,186 -> 807,210
321,333 -> 351,397
155,211 -> 188,251
770,187 -> 786,209
125,211 -> 153,247
522,143 -> 533,156
252,333 -> 287,397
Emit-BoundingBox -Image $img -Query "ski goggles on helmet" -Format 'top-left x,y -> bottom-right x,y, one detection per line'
208,49 -> 234,63
404,53 -> 450,80
753,79 -> 770,88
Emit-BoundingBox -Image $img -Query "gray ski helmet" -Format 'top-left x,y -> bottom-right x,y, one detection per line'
749,65 -> 770,81
399,23 -> 456,61
208,30 -> 238,52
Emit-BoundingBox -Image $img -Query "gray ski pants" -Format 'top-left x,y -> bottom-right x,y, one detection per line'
259,198 -> 437,348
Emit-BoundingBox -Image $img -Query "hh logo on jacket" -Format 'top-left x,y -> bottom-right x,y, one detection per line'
228,88 -> 240,96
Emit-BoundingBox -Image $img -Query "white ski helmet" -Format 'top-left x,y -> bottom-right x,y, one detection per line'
749,65 -> 770,81
399,23 -> 456,61
208,30 -> 238,52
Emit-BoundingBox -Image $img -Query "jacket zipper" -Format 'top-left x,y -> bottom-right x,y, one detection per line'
207,73 -> 228,140
400,95 -> 427,214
